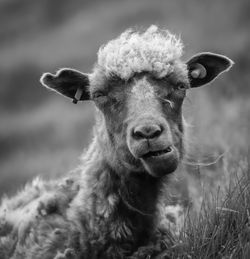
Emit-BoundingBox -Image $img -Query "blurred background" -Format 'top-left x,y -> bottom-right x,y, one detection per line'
0,0 -> 249,197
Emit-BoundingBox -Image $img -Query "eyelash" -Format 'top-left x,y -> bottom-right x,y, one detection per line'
159,94 -> 174,108
164,99 -> 174,108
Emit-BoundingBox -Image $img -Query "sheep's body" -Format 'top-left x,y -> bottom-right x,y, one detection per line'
0,25 -> 233,258
0,175 -> 80,259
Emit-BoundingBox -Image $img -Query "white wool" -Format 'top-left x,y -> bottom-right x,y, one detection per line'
97,25 -> 184,79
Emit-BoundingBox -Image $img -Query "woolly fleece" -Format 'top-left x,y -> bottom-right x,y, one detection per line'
97,25 -> 184,79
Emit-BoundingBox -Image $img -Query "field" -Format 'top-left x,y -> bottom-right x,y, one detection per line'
0,0 -> 249,257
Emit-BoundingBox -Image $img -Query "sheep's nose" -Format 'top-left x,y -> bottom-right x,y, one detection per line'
133,124 -> 162,140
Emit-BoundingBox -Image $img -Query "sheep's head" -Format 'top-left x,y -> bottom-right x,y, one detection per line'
40,26 -> 233,177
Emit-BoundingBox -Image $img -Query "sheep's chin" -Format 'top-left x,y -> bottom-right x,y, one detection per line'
140,147 -> 179,177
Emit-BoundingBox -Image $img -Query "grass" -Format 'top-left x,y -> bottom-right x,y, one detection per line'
149,154 -> 250,259
183,166 -> 249,258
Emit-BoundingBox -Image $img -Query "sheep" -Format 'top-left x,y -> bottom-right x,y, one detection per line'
0,25 -> 233,259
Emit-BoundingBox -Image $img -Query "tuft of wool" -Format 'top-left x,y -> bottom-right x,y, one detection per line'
97,25 -> 184,79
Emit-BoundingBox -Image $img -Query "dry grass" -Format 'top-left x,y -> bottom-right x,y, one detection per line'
162,156 -> 250,259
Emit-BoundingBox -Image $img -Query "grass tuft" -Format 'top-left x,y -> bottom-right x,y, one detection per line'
159,155 -> 250,258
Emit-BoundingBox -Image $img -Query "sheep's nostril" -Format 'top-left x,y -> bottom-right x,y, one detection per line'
133,130 -> 145,139
133,125 -> 162,140
149,128 -> 162,138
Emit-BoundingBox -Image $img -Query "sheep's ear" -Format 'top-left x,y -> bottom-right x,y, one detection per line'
186,52 -> 234,88
40,68 -> 90,104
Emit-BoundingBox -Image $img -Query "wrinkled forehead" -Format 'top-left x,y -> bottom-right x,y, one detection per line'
96,25 -> 185,80
130,66 -> 189,95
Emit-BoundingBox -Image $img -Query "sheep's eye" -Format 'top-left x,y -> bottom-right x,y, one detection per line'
110,73 -> 121,81
177,83 -> 186,90
162,94 -> 171,101
92,91 -> 106,99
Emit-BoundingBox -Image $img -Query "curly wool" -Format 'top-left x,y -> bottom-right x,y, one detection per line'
97,25 -> 184,79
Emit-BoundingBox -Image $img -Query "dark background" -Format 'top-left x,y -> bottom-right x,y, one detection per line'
0,0 -> 249,197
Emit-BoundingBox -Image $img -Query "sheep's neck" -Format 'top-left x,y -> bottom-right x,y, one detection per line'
83,136 -> 163,245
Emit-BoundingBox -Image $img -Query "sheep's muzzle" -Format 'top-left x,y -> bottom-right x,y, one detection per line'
127,119 -> 179,177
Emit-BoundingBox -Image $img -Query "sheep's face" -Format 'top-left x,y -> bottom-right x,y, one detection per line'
40,27 -> 233,177
125,72 -> 187,177
90,66 -> 188,177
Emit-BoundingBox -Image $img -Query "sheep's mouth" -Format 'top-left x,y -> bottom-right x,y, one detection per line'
139,145 -> 179,177
142,146 -> 172,159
